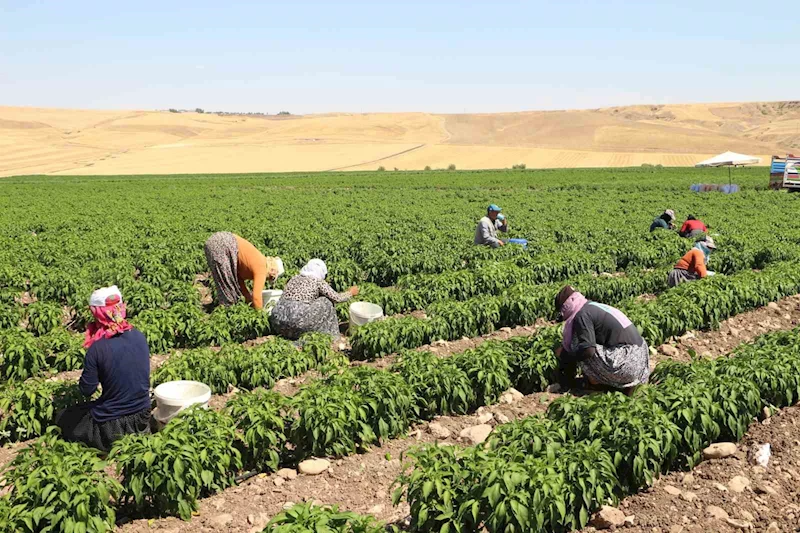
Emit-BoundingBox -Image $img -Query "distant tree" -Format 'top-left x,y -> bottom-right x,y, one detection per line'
447,164 -> 457,171
195,108 -> 205,114
512,163 -> 526,170
168,108 -> 179,113
277,111 -> 291,116
394,167 -> 399,171
377,166 -> 386,172
424,166 -> 431,171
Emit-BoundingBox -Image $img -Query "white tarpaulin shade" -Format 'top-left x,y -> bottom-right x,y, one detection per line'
695,151 -> 761,167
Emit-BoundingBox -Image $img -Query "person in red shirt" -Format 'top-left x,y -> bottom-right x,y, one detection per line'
679,215 -> 708,238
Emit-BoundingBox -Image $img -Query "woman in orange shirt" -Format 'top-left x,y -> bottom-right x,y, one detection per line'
667,236 -> 717,287
204,232 -> 284,309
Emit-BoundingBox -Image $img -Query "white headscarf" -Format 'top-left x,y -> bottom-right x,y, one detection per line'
300,259 -> 328,280
89,285 -> 123,307
272,257 -> 285,278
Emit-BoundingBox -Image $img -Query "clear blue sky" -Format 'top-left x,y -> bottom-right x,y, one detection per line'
1,0 -> 797,114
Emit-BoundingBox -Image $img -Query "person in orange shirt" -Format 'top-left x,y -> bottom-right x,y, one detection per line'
667,236 -> 717,287
204,232 -> 284,309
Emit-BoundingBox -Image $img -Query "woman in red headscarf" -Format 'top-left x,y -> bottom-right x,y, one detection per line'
55,285 -> 152,452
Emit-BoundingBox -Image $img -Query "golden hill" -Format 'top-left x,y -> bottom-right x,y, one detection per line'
1,101 -> 798,177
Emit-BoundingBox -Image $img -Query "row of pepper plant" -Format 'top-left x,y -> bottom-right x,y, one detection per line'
393,325 -> 800,533
4,258 -> 800,528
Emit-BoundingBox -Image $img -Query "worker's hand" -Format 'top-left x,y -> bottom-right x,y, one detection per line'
498,240 -> 505,246
348,286 -> 360,297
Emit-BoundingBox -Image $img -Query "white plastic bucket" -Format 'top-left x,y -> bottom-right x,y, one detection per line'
349,301 -> 384,332
152,380 -> 212,425
262,289 -> 283,313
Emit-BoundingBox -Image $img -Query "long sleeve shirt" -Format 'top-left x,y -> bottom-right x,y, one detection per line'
494,219 -> 509,233
80,329 -> 151,422
474,217 -> 502,247
562,303 -> 644,363
674,248 -> 708,278
679,219 -> 708,236
649,217 -> 670,232
234,234 -> 268,309
280,275 -> 352,304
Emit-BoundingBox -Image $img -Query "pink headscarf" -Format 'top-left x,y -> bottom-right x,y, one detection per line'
560,291 -> 589,351
84,292 -> 133,349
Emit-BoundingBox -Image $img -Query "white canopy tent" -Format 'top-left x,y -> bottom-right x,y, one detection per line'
695,151 -> 761,185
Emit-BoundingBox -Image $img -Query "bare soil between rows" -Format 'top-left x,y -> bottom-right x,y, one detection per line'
579,405 -> 800,533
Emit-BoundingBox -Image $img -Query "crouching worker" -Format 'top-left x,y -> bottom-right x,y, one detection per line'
678,215 -> 708,239
650,209 -> 676,232
270,259 -> 359,340
204,231 -> 284,310
553,285 -> 650,395
56,286 -> 151,452
667,236 -> 717,287
474,204 -> 507,247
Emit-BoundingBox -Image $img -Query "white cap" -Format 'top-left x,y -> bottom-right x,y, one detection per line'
89,285 -> 122,307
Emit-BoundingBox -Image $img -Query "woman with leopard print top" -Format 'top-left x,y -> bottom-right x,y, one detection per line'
270,259 -> 359,339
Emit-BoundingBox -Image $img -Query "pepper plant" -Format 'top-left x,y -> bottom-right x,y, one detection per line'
1,429 -> 122,532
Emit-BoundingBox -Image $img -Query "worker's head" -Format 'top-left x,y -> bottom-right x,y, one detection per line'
487,204 -> 502,221
687,215 -> 696,221
662,209 -> 675,222
554,285 -> 576,321
700,236 -> 716,251
266,257 -> 285,282
300,258 -> 328,281
85,285 -> 132,348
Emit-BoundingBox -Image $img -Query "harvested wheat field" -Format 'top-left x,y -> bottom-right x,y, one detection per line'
1,101 -> 799,177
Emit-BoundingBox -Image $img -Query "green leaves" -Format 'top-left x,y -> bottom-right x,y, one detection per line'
0,330 -> 47,381
288,382 -> 374,458
110,406 -> 241,521
0,379 -> 83,443
328,366 -> 416,442
1,429 -> 121,532
24,301 -> 63,337
265,502 -> 385,533
152,335 -> 343,395
393,350 -> 474,419
226,389 -> 287,472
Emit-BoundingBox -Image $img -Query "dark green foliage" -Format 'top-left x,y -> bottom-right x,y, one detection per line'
1,430 -> 122,532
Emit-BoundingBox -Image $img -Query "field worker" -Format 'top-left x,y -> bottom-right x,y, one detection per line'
474,204 -> 508,247
553,285 -> 650,394
204,232 -> 284,310
667,236 -> 717,287
649,209 -> 676,232
678,215 -> 708,239
270,259 -> 359,339
55,286 -> 151,452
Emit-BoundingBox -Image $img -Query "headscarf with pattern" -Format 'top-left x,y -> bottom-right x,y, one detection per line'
84,285 -> 133,348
